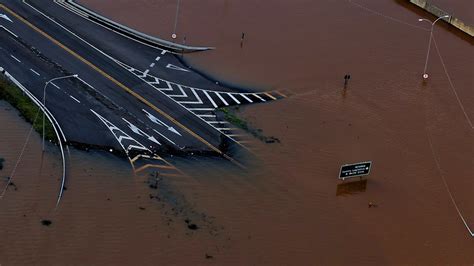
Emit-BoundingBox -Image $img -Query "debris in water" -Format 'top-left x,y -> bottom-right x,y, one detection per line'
41,220 -> 52,226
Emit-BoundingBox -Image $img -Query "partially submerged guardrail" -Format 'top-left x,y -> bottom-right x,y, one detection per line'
65,0 -> 215,53
408,0 -> 474,37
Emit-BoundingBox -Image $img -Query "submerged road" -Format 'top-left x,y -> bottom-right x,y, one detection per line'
0,0 -> 285,203
0,0 -> 284,175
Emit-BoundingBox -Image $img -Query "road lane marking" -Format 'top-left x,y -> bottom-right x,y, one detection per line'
265,92 -> 277,100
169,84 -> 187,97
9,54 -> 21,62
227,93 -> 240,104
122,118 -> 161,145
152,129 -> 176,145
188,108 -> 214,111
166,63 -> 190,72
0,3 -> 243,166
29,68 -> 40,76
142,69 -> 149,76
69,95 -> 80,103
0,13 -> 12,22
50,82 -> 61,90
155,56 -> 161,61
215,92 -> 229,106
0,25 -> 18,37
161,50 -> 166,55
203,90 -> 218,108
253,93 -> 266,102
274,90 -> 287,98
241,94 -> 253,103
149,62 -> 155,68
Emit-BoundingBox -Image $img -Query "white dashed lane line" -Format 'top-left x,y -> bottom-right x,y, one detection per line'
155,56 -> 161,61
29,68 -> 40,76
10,54 -> 21,63
149,62 -> 155,68
69,95 -> 81,103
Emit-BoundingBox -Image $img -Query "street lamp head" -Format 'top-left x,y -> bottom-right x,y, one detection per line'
443,15 -> 449,18
418,19 -> 423,22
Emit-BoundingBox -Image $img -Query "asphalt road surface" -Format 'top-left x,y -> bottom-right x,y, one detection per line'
0,0 -> 283,175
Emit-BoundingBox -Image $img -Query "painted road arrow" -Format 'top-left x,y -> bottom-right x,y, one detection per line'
122,118 -> 161,145
166,64 -> 190,72
142,109 -> 182,136
0,14 -> 13,23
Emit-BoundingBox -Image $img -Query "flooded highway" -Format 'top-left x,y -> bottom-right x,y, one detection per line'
1,0 -> 473,264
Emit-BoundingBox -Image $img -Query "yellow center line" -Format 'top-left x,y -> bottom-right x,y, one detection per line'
0,4 -> 245,168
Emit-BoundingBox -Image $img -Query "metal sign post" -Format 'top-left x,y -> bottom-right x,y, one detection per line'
339,161 -> 372,180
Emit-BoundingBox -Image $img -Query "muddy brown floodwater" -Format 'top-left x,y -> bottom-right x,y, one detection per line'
1,0 -> 473,265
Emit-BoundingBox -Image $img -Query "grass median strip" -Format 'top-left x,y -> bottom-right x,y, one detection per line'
0,77 -> 56,142
219,106 -> 280,144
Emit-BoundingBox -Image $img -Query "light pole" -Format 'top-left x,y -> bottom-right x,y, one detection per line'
172,0 -> 181,40
418,15 -> 449,79
42,74 -> 78,151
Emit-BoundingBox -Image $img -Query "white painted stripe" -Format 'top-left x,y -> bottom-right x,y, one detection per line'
208,121 -> 229,124
30,69 -> 40,76
149,63 -> 155,68
161,50 -> 167,55
215,92 -> 229,106
153,129 -> 176,145
169,84 -> 187,97
198,114 -> 216,118
69,95 -> 81,103
227,93 -> 241,104
203,90 -> 218,108
241,94 -> 253,103
0,26 -> 18,38
10,55 -> 21,63
50,82 -> 61,90
188,108 -> 214,111
216,128 -> 238,131
142,69 -> 149,76
155,56 -> 161,61
253,93 -> 266,102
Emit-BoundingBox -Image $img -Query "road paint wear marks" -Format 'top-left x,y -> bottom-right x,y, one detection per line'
29,68 -> 40,76
9,54 -> 21,62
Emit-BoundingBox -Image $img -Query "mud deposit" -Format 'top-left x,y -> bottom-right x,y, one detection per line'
1,0 -> 473,265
